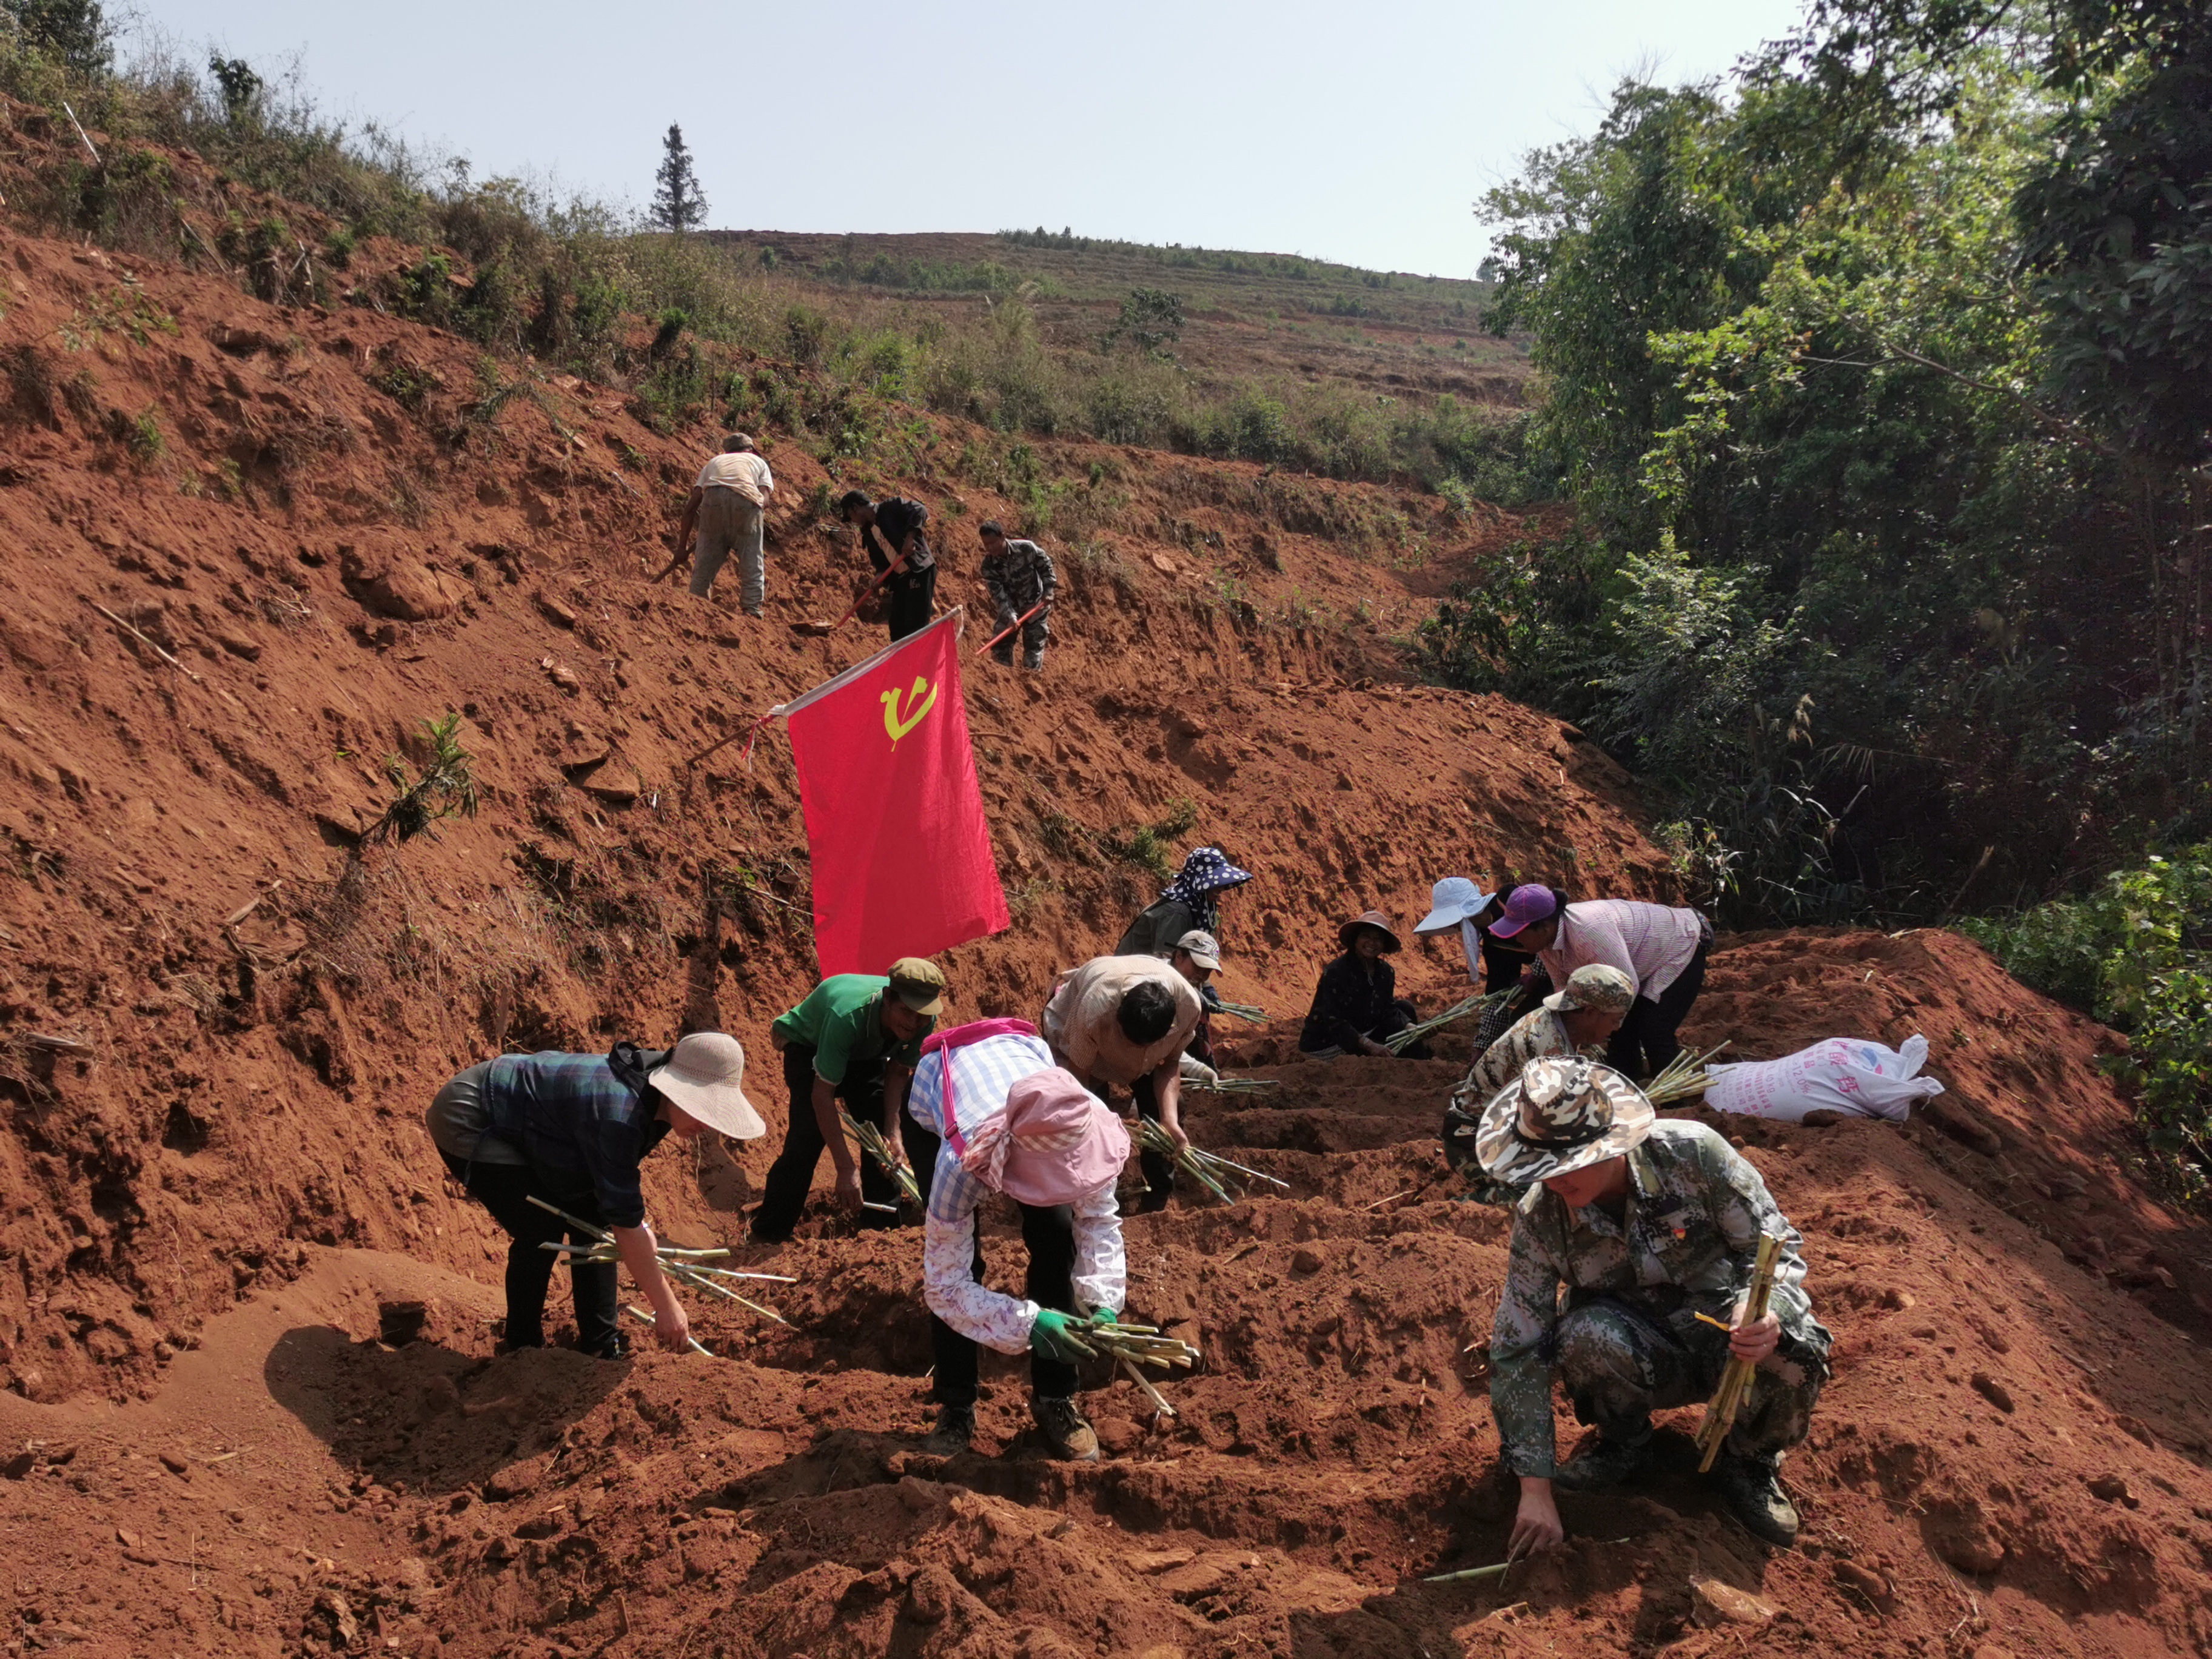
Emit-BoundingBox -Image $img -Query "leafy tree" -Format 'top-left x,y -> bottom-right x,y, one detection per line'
2,0 -> 112,76
650,122 -> 708,236
1102,287 -> 1185,356
208,55 -> 263,131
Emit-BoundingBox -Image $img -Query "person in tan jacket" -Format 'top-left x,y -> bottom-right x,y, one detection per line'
1040,955 -> 1203,1180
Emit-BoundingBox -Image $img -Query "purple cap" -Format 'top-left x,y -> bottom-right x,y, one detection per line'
1487,884 -> 1560,939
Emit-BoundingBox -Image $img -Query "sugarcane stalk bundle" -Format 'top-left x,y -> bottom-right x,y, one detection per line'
1641,1041 -> 1731,1105
1131,1117 -> 1290,1205
1693,1233 -> 1781,1473
1210,999 -> 1270,1024
1383,988 -> 1511,1054
1037,1313 -> 1199,1371
526,1195 -> 789,1326
840,1110 -> 923,1207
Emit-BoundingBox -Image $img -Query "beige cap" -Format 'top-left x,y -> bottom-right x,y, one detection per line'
648,1032 -> 766,1140
1174,930 -> 1221,971
887,956 -> 946,1016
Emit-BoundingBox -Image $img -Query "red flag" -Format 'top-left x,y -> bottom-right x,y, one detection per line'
779,611 -> 1009,976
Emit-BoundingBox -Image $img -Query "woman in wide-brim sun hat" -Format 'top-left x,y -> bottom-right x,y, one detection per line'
423,1031 -> 765,1360
1418,876 -> 1569,1062
1299,911 -> 1433,1059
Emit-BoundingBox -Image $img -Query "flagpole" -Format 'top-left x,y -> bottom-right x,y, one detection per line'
681,609 -> 968,768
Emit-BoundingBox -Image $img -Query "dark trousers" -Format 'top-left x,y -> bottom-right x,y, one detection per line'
438,1151 -> 620,1357
886,565 -> 938,641
1130,1071 -> 1175,1213
1605,937 -> 1710,1079
928,1191 -> 1081,1409
752,1043 -> 923,1241
1299,998 -> 1430,1060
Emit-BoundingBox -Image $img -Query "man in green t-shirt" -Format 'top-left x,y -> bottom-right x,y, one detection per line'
750,957 -> 945,1242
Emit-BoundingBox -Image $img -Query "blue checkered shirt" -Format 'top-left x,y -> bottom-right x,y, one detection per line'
481,1051 -> 668,1228
908,1032 -> 1127,1352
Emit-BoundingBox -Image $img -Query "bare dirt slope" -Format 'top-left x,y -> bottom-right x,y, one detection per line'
0,216 -> 1641,1407
3,173 -> 2211,1659
1,936 -> 2209,1659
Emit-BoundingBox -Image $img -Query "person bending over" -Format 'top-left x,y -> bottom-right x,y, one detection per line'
751,959 -> 945,1242
1041,953 -> 1205,1208
426,1033 -> 765,1356
1116,845 -> 1253,960
1489,885 -> 1712,1081
1476,1056 -> 1829,1550
1441,964 -> 1636,1206
908,1025 -> 1130,1461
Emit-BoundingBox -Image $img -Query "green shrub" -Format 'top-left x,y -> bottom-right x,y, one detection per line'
1965,845 -> 2212,1201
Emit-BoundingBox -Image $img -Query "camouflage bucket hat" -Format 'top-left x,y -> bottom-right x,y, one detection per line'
1542,964 -> 1637,1016
1473,1055 -> 1655,1184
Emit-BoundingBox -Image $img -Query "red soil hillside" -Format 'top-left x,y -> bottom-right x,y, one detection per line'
0,218 -> 1652,1407
2,140 -> 2211,1659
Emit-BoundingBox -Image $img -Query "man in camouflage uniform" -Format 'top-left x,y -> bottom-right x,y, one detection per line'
1476,1056 -> 1828,1550
1443,965 -> 1636,1206
979,521 -> 1057,671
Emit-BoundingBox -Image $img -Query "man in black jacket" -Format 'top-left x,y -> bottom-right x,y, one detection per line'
840,491 -> 937,642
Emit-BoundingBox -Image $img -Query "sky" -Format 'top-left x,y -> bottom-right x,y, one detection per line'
129,0 -> 1808,279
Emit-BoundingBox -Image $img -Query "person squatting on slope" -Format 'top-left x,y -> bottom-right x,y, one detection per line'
1413,875 -> 1552,1055
1478,1056 -> 1830,1550
750,960 -> 946,1242
426,1033 -> 766,1357
1041,953 -> 1205,1212
675,434 -> 774,614
839,490 -> 937,642
909,1025 -> 1131,1461
1298,911 -> 1432,1059
1489,885 -> 1712,1081
978,521 -> 1058,671
1441,964 -> 1636,1206
1115,846 -> 1254,960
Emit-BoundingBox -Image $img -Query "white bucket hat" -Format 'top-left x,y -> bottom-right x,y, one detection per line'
1415,876 -> 1496,935
648,1033 -> 766,1140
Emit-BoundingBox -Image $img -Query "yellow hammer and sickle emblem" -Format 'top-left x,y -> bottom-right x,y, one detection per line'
880,675 -> 938,745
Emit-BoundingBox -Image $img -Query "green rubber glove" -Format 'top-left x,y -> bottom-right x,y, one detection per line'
1030,1308 -> 1095,1362
1087,1306 -> 1118,1329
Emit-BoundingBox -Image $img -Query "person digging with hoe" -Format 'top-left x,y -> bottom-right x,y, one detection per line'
1478,1056 -> 1830,1552
978,520 -> 1058,672
839,490 -> 937,642
672,434 -> 774,614
907,1022 -> 1131,1461
751,959 -> 945,1242
426,1033 -> 766,1357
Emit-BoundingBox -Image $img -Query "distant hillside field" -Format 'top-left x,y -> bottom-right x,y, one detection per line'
705,229 -> 1530,463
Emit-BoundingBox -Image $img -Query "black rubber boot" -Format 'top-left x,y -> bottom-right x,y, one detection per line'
1708,1452 -> 1800,1547
924,1404 -> 974,1455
